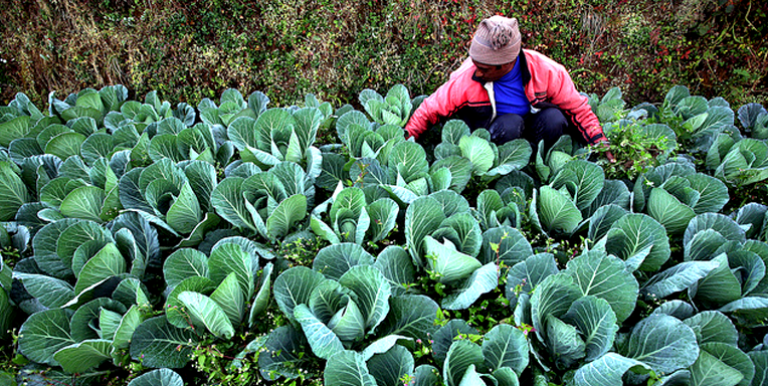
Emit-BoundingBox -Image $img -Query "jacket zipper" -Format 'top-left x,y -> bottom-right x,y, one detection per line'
484,82 -> 496,122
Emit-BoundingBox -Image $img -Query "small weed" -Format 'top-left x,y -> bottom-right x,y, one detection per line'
0,329 -> 26,378
277,237 -> 328,269
593,120 -> 674,180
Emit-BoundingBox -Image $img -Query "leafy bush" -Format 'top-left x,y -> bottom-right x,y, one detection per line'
3,0 -> 767,111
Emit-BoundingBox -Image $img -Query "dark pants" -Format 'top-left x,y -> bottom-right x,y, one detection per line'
488,108 -> 569,151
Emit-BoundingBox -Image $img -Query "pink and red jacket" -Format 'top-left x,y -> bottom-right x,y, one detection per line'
405,49 -> 608,145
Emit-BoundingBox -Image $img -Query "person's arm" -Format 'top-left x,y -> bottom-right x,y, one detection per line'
405,75 -> 470,139
546,65 -> 615,162
547,66 -> 607,145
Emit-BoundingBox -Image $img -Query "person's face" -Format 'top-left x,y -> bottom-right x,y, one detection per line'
472,59 -> 516,82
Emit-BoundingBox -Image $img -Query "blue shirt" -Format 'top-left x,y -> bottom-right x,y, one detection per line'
493,59 -> 530,117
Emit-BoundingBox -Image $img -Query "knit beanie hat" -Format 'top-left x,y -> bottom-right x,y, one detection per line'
469,16 -> 522,65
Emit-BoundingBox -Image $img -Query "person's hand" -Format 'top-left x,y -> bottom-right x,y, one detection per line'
596,140 -> 616,163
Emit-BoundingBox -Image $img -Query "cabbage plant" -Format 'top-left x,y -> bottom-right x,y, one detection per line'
508,251 -> 639,369
532,136 -> 586,183
198,88 -> 263,128
211,161 -> 312,241
634,163 -> 729,234
145,118 -> 231,165
710,138 -> 768,186
529,159 -> 607,237
119,158 -> 220,245
679,214 -> 768,320
359,84 -> 417,128
11,212 -> 196,373
310,186 -> 399,245
733,202 -> 768,242
335,109 -> 407,163
738,102 -> 768,140
262,245 -> 441,381
323,321 -> 529,386
404,192 -> 533,310
162,237 -> 274,338
586,86 -> 626,123
47,85 -> 131,127
437,120 -> 532,179
658,85 -> 736,151
0,93 -> 48,149
228,106 -> 325,178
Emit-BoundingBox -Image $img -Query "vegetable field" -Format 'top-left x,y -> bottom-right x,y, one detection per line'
1,83 -> 768,386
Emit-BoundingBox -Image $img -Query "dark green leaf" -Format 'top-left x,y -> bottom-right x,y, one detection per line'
18,308 -> 75,366
130,316 -> 197,368
127,368 -> 184,386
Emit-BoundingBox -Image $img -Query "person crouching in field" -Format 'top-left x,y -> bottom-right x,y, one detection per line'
405,15 -> 615,162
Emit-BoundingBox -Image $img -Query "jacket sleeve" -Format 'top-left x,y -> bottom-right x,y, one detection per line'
405,76 -> 471,139
547,66 -> 607,145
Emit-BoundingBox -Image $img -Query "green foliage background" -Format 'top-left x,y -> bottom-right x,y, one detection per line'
1,0 -> 766,108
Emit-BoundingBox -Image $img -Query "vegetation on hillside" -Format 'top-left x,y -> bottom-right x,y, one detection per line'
1,0 -> 766,108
